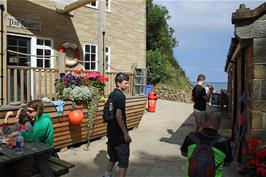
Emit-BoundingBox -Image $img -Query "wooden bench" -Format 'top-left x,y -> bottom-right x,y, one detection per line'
32,156 -> 75,177
48,156 -> 75,177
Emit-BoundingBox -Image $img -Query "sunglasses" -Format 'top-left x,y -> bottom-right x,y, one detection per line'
27,109 -> 35,113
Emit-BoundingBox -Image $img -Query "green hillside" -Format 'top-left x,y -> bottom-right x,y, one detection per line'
146,0 -> 192,90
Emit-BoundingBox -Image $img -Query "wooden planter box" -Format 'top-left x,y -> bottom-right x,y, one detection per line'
0,96 -> 146,149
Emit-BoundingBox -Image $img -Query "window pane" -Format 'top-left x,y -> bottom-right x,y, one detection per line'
105,47 -> 109,52
19,48 -> 27,53
91,62 -> 96,70
37,39 -> 43,45
85,45 -> 90,52
45,60 -> 50,68
45,40 -> 51,46
91,54 -> 95,61
85,63 -> 90,70
105,56 -> 108,63
7,38 -> 17,46
37,49 -> 43,55
91,1 -> 96,6
45,50 -> 51,56
85,54 -> 90,61
37,59 -> 43,67
91,46 -> 96,53
18,39 -> 27,47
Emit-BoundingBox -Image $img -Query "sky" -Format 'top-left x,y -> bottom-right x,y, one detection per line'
154,0 -> 264,82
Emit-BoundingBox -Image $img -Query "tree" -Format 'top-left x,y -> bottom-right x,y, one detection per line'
146,0 -> 192,88
146,50 -> 168,85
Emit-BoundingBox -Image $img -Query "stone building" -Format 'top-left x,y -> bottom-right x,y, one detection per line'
0,0 -> 146,106
225,2 -> 266,138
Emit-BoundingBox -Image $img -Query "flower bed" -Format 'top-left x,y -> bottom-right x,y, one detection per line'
54,70 -> 108,141
242,138 -> 266,177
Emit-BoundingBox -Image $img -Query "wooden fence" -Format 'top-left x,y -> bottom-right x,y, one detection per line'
0,96 -> 146,149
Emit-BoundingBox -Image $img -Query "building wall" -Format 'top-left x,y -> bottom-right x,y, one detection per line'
6,0 -> 146,73
249,38 -> 266,129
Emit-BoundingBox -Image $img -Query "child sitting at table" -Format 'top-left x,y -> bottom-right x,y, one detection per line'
2,107 -> 33,136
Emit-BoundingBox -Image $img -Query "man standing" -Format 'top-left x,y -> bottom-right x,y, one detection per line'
192,74 -> 213,131
180,111 -> 233,177
103,72 -> 132,177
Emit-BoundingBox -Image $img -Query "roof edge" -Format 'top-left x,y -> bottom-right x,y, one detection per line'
224,38 -> 238,72
232,2 -> 266,24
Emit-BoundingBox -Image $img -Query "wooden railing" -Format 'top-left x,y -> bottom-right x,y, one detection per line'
104,72 -> 134,96
7,66 -> 58,105
5,67 -> 135,106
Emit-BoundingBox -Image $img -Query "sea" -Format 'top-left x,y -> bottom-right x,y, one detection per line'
192,81 -> 227,93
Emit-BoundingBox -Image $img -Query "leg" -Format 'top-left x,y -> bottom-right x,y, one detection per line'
118,167 -> 127,177
104,142 -> 118,177
35,154 -> 54,177
106,160 -> 115,173
194,111 -> 200,131
116,144 -> 130,177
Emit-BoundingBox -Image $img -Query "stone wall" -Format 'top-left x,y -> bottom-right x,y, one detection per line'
154,86 -> 192,103
249,38 -> 266,130
6,0 -> 146,72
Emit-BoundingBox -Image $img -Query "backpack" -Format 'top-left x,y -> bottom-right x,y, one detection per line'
103,91 -> 115,123
188,133 -> 225,177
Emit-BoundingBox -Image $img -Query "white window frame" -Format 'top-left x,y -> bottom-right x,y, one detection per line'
6,33 -> 54,100
33,37 -> 54,68
85,0 -> 98,9
105,46 -> 111,72
84,44 -> 98,71
85,0 -> 111,11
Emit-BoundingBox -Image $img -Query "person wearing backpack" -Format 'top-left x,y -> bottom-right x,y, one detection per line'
192,74 -> 213,131
103,72 -> 131,177
180,111 -> 232,177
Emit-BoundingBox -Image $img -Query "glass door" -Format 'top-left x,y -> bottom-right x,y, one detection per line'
7,35 -> 31,104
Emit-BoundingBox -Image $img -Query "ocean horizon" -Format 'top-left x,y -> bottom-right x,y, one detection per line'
192,81 -> 227,93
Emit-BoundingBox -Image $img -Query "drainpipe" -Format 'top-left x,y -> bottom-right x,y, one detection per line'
0,4 -> 4,106
102,31 -> 105,77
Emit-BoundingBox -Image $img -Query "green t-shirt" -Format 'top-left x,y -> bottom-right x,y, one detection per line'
21,113 -> 54,146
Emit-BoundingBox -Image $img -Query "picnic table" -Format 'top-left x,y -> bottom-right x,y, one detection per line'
0,141 -> 74,177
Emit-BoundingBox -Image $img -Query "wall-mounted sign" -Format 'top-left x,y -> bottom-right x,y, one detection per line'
7,16 -> 41,31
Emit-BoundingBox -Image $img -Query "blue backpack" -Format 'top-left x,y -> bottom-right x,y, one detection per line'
188,133 -> 225,177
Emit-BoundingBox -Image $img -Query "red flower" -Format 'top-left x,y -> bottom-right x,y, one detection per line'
74,69 -> 82,75
242,148 -> 248,155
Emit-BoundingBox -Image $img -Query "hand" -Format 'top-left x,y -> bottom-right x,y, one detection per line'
15,108 -> 23,119
124,133 -> 132,143
6,111 -> 14,117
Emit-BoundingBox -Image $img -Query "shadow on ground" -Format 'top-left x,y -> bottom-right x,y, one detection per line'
160,106 -> 233,146
160,112 -> 194,146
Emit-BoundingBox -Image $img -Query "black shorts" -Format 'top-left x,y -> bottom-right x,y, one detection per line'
107,143 -> 130,168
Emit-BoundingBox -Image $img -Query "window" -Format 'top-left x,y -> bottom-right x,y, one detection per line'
105,47 -> 111,72
86,0 -> 98,9
7,36 -> 31,66
106,0 -> 111,12
86,0 -> 110,11
84,44 -> 98,71
36,38 -> 52,68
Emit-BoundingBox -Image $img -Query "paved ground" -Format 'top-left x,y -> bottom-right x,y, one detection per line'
58,99 -> 243,177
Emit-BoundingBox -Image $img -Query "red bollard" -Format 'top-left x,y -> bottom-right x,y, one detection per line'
147,91 -> 157,112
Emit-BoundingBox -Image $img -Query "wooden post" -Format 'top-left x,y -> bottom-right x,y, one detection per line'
58,52 -> 66,74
